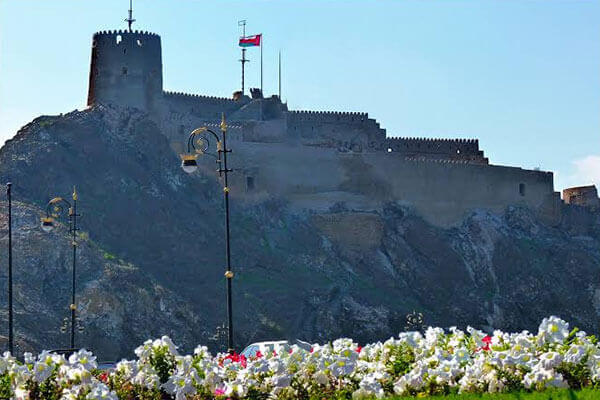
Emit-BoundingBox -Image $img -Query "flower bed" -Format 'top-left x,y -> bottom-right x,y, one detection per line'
2,316 -> 600,399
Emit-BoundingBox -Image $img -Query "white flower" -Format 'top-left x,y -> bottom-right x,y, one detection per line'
329,357 -> 356,377
33,360 -> 54,383
115,359 -> 138,380
86,384 -> 118,400
225,379 -> 247,397
268,373 -> 292,388
24,352 -> 35,364
564,345 -> 587,364
13,385 -> 29,400
537,316 -> 569,345
193,345 -> 211,359
539,352 -> 562,369
523,364 -> 568,390
162,374 -> 196,400
69,349 -> 98,371
313,371 -> 329,385
355,373 -> 384,398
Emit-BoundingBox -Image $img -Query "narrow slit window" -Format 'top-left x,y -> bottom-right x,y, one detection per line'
246,176 -> 255,191
519,183 -> 526,196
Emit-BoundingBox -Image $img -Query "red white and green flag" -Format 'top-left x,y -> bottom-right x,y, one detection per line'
239,34 -> 262,47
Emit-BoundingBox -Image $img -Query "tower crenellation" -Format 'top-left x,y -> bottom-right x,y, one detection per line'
87,30 -> 163,111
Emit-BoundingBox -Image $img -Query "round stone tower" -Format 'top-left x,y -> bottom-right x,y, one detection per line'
87,30 -> 163,111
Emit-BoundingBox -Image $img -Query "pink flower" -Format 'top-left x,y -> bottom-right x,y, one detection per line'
356,346 -> 362,353
479,335 -> 492,352
99,372 -> 109,383
215,387 -> 225,396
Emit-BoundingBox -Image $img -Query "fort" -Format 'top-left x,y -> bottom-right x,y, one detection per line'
87,29 -> 595,226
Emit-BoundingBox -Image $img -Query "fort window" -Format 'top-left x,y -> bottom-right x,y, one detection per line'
137,39 -> 143,47
457,149 -> 461,154
116,34 -> 122,44
123,48 -> 127,54
519,183 -> 526,196
387,148 -> 393,153
246,176 -> 255,192
122,67 -> 128,75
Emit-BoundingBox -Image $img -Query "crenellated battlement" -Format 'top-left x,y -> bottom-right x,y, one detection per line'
387,137 -> 478,144
382,136 -> 487,164
288,110 -> 368,121
162,90 -> 246,119
93,29 -> 160,37
163,91 -> 236,104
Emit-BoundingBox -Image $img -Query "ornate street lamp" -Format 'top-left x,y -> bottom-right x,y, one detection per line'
405,310 -> 426,332
180,114 -> 235,354
40,187 -> 82,350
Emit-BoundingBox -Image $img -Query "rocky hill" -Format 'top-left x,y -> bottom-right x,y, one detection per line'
0,105 -> 599,359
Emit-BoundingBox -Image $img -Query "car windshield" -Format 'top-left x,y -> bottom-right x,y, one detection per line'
240,345 -> 259,358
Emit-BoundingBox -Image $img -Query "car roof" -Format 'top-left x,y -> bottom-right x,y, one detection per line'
248,340 -> 288,346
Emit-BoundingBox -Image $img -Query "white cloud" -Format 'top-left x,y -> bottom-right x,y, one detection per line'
572,155 -> 600,188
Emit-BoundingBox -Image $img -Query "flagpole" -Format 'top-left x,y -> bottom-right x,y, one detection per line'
278,50 -> 281,99
260,34 -> 263,96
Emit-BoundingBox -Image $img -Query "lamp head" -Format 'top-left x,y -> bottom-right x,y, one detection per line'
40,217 -> 55,233
180,154 -> 198,174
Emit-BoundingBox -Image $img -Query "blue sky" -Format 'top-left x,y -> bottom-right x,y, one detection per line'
1,0 -> 598,191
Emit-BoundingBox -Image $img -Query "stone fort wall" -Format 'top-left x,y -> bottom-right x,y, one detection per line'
87,29 -> 488,164
86,28 -> 560,226
286,110 -> 487,162
162,91 -> 245,120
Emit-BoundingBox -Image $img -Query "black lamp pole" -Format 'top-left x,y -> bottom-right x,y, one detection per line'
6,182 -> 13,355
221,119 -> 234,355
41,188 -> 80,349
180,114 -> 235,354
70,193 -> 77,349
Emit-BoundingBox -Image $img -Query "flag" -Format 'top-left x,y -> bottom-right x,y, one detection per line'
239,34 -> 262,47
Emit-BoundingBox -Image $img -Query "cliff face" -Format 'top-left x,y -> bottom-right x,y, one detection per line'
0,106 -> 599,359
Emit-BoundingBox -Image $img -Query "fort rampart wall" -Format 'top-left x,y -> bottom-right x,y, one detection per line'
223,141 -> 557,226
85,29 -> 561,226
162,91 -> 245,120
383,137 -> 488,164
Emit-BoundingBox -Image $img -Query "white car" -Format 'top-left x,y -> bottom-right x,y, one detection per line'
240,339 -> 312,358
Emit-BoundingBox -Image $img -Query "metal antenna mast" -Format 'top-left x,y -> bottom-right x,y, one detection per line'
125,0 -> 136,32
238,20 -> 249,95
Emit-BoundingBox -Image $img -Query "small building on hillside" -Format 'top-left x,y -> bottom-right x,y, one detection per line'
563,185 -> 600,208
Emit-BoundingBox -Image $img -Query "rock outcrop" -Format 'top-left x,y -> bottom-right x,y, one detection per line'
0,106 -> 598,359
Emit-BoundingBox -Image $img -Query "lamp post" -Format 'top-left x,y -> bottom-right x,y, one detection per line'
6,182 -> 13,355
180,114 -> 235,354
40,187 -> 81,350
